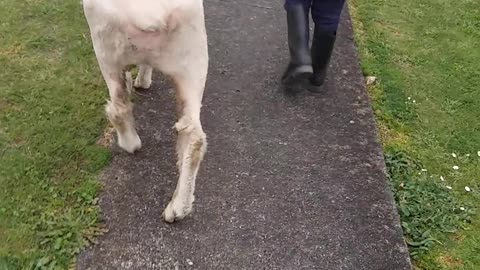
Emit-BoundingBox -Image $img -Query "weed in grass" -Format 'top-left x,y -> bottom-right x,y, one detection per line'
0,0 -> 111,269
385,149 -> 473,259
350,0 -> 480,267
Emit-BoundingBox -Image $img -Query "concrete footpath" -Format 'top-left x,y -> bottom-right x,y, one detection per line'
78,1 -> 412,269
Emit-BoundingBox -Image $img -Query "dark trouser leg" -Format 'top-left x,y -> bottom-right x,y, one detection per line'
282,0 -> 313,86
309,0 -> 345,91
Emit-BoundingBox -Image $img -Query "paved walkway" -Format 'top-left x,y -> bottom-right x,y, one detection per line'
78,1 -> 411,269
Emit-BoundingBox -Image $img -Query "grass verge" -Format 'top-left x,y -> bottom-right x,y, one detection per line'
349,0 -> 480,268
0,0 -> 110,268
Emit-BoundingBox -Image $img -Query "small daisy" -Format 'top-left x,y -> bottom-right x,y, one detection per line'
460,207 -> 465,211
440,176 -> 445,181
446,186 -> 453,190
451,153 -> 457,158
453,166 -> 459,170
465,186 -> 471,192
421,169 -> 428,172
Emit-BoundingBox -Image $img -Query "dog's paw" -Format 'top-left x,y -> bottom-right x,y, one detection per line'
162,199 -> 193,223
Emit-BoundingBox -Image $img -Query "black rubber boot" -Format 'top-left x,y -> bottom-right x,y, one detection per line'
309,28 -> 336,92
281,4 -> 313,89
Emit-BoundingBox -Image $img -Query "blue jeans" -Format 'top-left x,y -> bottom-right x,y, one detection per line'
284,0 -> 345,32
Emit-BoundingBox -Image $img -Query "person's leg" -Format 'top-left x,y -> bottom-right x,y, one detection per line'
282,0 -> 313,88
309,0 -> 345,91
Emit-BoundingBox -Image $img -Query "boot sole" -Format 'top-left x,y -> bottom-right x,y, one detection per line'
282,65 -> 313,85
307,84 -> 322,93
307,73 -> 327,93
308,80 -> 324,93
283,73 -> 312,94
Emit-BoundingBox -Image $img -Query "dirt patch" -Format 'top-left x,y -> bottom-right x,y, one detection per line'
96,125 -> 115,148
437,255 -> 464,269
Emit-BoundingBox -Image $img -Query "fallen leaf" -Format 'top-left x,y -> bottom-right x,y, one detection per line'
365,76 -> 377,85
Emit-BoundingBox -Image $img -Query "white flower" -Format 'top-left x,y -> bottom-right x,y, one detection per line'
453,166 -> 459,170
465,186 -> 471,192
478,151 -> 480,157
421,169 -> 428,172
408,97 -> 412,100
440,176 -> 445,181
413,100 -> 417,103
460,207 -> 465,211
446,186 -> 453,190
451,153 -> 457,158
466,154 -> 470,157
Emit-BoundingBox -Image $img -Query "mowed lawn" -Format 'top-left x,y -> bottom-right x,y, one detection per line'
0,0 -> 110,269
1,0 -> 479,269
350,0 -> 480,269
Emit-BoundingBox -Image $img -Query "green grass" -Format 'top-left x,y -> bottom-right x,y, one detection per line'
1,0 -> 479,269
350,0 -> 480,268
0,0 -> 110,268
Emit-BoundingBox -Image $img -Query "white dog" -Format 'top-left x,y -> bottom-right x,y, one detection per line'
82,0 -> 209,222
